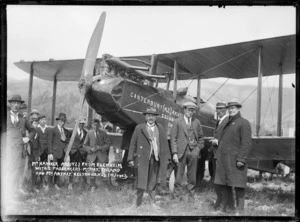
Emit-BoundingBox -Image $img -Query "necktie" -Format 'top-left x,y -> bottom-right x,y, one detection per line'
188,118 -> 191,127
61,128 -> 66,141
80,129 -> 84,140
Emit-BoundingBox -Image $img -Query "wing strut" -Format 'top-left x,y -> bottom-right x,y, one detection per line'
27,62 -> 34,120
173,59 -> 178,102
256,47 -> 263,136
197,76 -> 201,107
51,75 -> 57,125
277,64 -> 283,136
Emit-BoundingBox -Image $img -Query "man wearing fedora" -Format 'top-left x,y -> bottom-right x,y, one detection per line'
214,99 -> 252,215
170,101 -> 204,201
128,107 -> 170,207
209,101 -> 233,212
4,95 -> 36,199
83,119 -> 111,192
67,118 -> 88,190
47,112 -> 70,190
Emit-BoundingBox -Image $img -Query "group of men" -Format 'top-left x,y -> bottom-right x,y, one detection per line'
5,93 -> 252,215
128,100 -> 252,215
5,94 -> 112,202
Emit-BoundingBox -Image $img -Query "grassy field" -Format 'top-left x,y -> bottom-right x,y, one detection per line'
2,169 -> 295,220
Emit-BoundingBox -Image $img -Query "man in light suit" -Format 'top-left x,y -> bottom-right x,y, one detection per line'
5,95 -> 36,199
170,101 -> 204,200
47,113 -> 70,190
83,119 -> 111,192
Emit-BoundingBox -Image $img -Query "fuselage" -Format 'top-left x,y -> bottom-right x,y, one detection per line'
85,75 -> 216,137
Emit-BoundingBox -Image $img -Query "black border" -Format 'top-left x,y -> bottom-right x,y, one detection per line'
1,1 -> 299,221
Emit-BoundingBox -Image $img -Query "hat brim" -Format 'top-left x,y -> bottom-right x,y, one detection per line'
227,104 -> 242,108
8,99 -> 25,104
56,117 -> 66,121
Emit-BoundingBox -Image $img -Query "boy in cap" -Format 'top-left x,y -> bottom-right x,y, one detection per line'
36,114 -> 51,190
47,113 -> 70,189
127,107 -> 170,207
170,101 -> 204,201
214,99 -> 252,215
83,119 -> 111,192
4,95 -> 36,200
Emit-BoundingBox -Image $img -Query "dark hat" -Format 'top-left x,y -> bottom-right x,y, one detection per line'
227,99 -> 242,108
20,103 -> 27,110
92,118 -> 100,124
30,109 -> 40,115
183,101 -> 197,109
8,94 -> 25,104
38,114 -> 46,121
216,101 -> 227,109
55,113 -> 67,121
143,107 -> 159,115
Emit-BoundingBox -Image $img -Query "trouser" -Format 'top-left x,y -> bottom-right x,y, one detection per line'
136,155 -> 159,206
219,185 -> 244,212
50,154 -> 64,186
174,146 -> 200,197
69,150 -> 87,184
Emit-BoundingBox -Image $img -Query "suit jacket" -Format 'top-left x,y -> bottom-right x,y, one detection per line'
36,126 -> 50,156
170,116 -> 204,159
127,122 -> 170,190
47,125 -> 69,159
83,129 -> 111,163
210,116 -> 229,157
70,128 -> 87,155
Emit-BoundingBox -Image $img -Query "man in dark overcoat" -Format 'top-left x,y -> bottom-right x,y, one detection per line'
4,95 -> 36,200
209,101 -> 233,211
47,113 -> 70,189
127,107 -> 170,207
214,99 -> 252,215
170,101 -> 204,200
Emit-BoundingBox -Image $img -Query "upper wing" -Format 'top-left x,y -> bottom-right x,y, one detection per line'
14,35 -> 295,81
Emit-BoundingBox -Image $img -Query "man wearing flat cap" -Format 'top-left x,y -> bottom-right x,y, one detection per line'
4,95 -> 36,200
30,109 -> 40,123
47,112 -> 70,190
83,118 -> 111,192
128,107 -> 170,207
36,114 -> 51,190
68,118 -> 88,190
170,101 -> 204,201
214,99 -> 252,215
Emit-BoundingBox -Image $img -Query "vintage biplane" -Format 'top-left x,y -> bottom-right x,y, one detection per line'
14,12 -> 295,184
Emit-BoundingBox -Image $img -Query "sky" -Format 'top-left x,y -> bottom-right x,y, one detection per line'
6,5 -> 296,86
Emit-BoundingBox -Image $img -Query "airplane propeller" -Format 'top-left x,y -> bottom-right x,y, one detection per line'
64,12 -> 106,163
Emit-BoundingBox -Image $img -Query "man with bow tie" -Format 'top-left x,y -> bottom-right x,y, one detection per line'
4,95 -> 36,200
67,118 -> 88,190
83,119 -> 111,192
170,101 -> 204,201
127,107 -> 170,208
47,112 -> 70,190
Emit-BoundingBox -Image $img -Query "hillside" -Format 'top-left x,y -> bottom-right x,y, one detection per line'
7,77 -> 295,134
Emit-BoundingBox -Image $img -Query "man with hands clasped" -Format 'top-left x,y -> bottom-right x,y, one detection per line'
170,101 -> 204,201
214,99 -> 252,215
